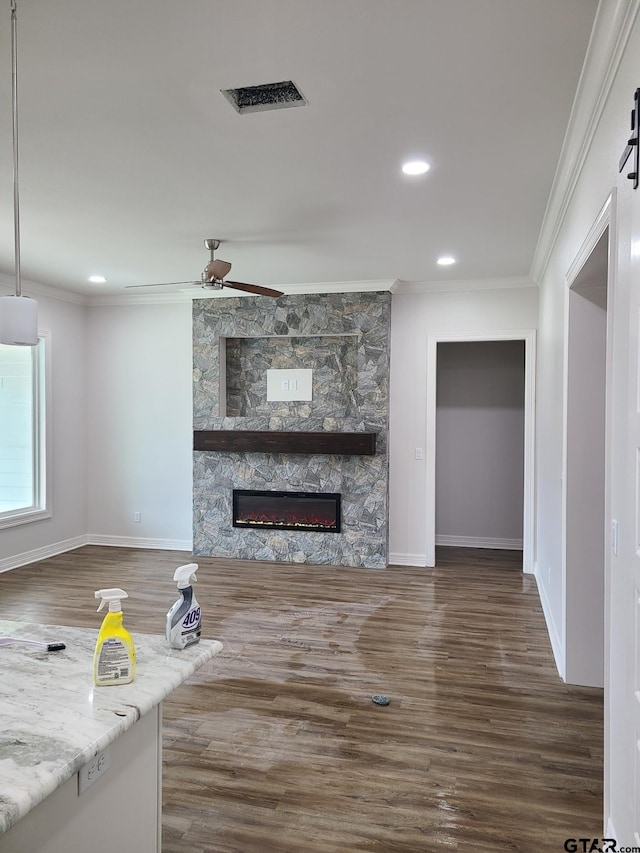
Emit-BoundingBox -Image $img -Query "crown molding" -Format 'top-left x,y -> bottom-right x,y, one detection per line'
266,278 -> 397,295
530,0 -> 640,283
1,271 -> 533,306
0,273 -> 88,305
88,290 -> 195,306
395,276 -> 537,295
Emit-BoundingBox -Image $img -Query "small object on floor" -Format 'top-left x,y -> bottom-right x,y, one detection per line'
0,636 -> 66,651
371,694 -> 390,706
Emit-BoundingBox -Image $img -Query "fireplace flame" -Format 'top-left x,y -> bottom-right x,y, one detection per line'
236,511 -> 337,530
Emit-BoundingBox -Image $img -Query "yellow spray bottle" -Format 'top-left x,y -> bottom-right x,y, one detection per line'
93,588 -> 136,686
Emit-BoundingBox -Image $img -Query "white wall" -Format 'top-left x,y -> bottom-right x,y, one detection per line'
435,340 -> 525,549
533,1 -> 640,840
0,287 -> 88,569
388,284 -> 538,566
85,301 -> 193,549
0,292 -> 194,567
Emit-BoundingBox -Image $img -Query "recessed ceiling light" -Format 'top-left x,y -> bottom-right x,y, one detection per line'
402,160 -> 430,176
88,275 -> 107,283
437,256 -> 456,266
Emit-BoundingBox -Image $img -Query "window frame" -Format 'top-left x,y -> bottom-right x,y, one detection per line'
0,331 -> 51,529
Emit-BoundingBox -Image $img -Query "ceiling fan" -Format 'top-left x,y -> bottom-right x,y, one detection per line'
125,239 -> 284,297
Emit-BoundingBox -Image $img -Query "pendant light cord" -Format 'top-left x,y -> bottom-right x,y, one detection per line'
11,0 -> 22,298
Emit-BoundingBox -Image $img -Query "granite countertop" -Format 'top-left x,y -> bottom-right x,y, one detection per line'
0,619 -> 222,836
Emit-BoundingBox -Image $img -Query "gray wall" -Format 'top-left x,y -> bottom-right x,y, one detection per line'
435,340 -> 525,548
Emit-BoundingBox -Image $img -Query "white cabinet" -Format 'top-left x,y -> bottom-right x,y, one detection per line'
0,706 -> 161,853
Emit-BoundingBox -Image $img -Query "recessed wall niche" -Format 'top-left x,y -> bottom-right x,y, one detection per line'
224,334 -> 358,418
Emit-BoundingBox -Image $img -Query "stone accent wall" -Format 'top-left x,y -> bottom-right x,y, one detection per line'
193,292 -> 391,567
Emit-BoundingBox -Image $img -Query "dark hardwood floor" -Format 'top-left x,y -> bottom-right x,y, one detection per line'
0,546 -> 603,852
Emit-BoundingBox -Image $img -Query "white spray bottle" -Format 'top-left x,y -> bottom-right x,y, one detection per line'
166,563 -> 202,649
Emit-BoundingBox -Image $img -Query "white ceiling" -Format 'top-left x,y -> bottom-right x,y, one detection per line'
0,0 -> 598,297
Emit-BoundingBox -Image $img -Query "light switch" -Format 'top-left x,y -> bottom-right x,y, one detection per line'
281,379 -> 289,391
415,448 -> 424,460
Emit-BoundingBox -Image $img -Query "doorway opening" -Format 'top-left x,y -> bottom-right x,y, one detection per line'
425,330 -> 536,571
564,226 -> 609,688
435,340 -> 526,563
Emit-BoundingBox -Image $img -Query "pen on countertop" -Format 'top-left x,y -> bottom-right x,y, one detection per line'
0,636 -> 66,651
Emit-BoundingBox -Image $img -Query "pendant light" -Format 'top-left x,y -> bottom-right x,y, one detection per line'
0,0 -> 38,346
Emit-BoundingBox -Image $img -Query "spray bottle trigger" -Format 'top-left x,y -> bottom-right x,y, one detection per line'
94,588 -> 126,612
173,563 -> 199,588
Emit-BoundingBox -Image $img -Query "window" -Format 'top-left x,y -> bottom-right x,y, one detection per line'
0,336 -> 49,528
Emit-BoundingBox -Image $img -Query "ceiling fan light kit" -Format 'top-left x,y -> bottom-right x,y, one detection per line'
0,0 -> 38,347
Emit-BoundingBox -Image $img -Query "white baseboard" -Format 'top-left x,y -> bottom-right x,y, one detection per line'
533,563 -> 565,681
389,540 -> 523,566
388,552 -> 428,567
605,817 -> 616,840
604,816 -> 640,848
0,534 -> 193,573
0,535 -> 89,573
87,534 -> 193,552
435,535 -> 523,550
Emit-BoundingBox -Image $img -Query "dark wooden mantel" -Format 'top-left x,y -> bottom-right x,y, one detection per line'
193,430 -> 376,456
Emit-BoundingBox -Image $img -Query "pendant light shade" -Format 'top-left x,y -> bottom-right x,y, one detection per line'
1,0 -> 39,347
0,294 -> 38,346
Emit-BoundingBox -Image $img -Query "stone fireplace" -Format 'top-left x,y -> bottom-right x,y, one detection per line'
192,291 -> 391,567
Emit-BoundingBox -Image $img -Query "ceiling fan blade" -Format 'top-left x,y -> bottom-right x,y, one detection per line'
125,281 -> 199,289
205,259 -> 232,279
223,280 -> 284,298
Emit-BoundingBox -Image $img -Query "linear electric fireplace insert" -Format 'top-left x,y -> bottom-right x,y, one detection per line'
232,489 -> 341,533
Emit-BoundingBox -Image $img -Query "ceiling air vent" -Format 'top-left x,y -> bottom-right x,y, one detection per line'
221,80 -> 307,115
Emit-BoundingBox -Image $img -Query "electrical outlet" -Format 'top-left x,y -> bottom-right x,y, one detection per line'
78,748 -> 111,794
134,512 -> 141,523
